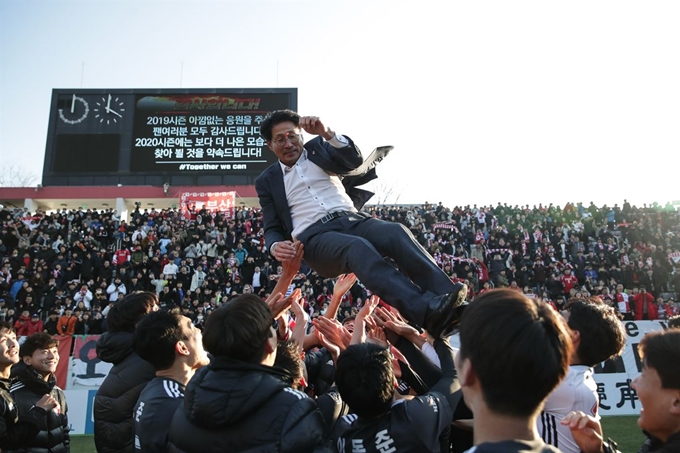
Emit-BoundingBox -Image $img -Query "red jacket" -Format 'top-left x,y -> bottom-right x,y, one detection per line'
632,292 -> 658,320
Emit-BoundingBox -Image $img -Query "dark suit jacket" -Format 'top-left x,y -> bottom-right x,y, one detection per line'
255,136 -> 386,254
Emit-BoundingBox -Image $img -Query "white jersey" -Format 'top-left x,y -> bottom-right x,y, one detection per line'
538,365 -> 599,453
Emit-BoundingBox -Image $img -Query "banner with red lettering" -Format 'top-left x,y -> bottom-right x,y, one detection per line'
180,191 -> 236,220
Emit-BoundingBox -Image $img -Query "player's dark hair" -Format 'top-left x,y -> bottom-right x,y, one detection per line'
133,309 -> 187,371
566,298 -> 626,366
273,340 -> 304,389
335,343 -> 394,419
106,291 -> 158,333
0,321 -> 14,334
202,294 -> 273,363
20,332 -> 59,358
667,315 -> 680,329
638,329 -> 680,389
459,289 -> 572,417
260,110 -> 300,141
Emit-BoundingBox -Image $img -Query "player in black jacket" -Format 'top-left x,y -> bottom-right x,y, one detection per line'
132,310 -> 210,453
10,333 -> 69,453
94,292 -> 157,453
0,323 -> 57,451
167,294 -> 329,452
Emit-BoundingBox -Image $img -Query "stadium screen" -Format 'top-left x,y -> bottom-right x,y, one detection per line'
44,88 -> 296,182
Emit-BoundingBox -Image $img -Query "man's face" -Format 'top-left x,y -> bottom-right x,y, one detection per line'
267,121 -> 302,167
25,345 -> 59,377
343,319 -> 355,334
0,328 -> 19,367
632,361 -> 678,441
180,315 -> 210,368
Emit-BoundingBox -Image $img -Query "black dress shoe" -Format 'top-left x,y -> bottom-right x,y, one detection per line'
424,283 -> 468,338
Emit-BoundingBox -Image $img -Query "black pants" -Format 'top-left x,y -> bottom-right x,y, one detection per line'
297,212 -> 454,326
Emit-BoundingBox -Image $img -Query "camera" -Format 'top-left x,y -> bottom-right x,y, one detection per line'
135,201 -> 142,207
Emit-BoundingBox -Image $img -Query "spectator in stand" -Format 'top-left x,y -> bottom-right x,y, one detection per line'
24,313 -> 44,336
94,291 -> 158,453
13,310 -> 32,337
73,284 -> 93,310
57,308 -> 77,336
44,311 -> 59,335
457,289 -> 572,452
132,310 -> 210,453
107,277 -> 127,303
10,332 -> 70,453
633,286 -> 659,320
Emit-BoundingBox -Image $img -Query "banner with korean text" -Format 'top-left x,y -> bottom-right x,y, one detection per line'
180,191 -> 236,220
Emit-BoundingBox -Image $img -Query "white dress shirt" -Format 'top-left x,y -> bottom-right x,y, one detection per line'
280,135 -> 357,239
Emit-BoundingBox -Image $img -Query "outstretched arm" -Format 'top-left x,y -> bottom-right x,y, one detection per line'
324,273 -> 357,321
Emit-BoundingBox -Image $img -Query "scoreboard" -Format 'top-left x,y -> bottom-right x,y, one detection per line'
42,88 -> 297,186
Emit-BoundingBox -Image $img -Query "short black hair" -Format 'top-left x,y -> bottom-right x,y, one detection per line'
459,289 -> 571,417
134,309 -> 187,371
202,294 -> 272,363
638,328 -> 680,389
0,321 -> 14,333
565,298 -> 626,366
260,109 -> 300,141
106,291 -> 158,333
20,332 -> 59,358
273,340 -> 303,389
335,343 -> 394,419
667,315 -> 680,329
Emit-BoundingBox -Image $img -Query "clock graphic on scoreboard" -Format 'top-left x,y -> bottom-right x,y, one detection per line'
58,94 -> 90,125
93,94 -> 126,125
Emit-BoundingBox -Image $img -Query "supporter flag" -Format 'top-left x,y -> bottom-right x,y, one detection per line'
54,334 -> 72,390
71,335 -> 113,387
180,191 -> 236,220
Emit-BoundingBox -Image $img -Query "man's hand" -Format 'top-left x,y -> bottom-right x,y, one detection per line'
272,240 -> 302,263
267,288 -> 302,320
299,116 -> 334,141
561,411 -> 605,453
333,273 -> 357,299
358,295 -> 380,320
313,316 -> 351,350
36,394 -> 58,411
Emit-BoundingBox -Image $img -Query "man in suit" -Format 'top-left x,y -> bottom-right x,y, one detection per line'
255,110 -> 466,337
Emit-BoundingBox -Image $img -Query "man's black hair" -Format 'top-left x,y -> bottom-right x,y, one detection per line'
335,343 -> 394,419
20,332 -> 59,359
106,291 -> 158,333
260,110 -> 300,141
202,294 -> 272,363
638,328 -> 680,389
273,340 -> 303,389
133,309 -> 187,371
565,298 -> 626,366
459,289 -> 572,417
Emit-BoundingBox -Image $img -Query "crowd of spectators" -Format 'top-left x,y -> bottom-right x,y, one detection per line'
0,199 -> 678,336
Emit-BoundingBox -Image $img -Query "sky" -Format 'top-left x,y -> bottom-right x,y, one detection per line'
1,0 -> 679,210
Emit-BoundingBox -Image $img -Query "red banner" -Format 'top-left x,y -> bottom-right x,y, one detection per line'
54,334 -> 73,390
180,191 -> 236,220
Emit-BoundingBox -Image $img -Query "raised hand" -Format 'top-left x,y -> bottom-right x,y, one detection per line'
316,331 -> 341,363
313,316 -> 351,350
299,116 -> 335,140
358,295 -> 380,320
